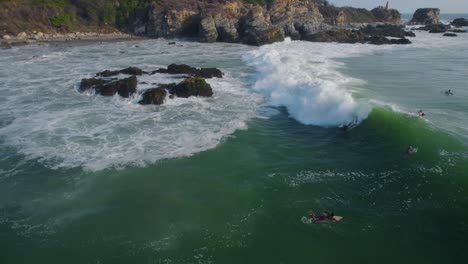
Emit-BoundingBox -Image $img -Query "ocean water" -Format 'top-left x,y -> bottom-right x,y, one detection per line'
1,25 -> 468,263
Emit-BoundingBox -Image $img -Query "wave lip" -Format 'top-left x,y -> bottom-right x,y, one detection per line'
243,39 -> 371,127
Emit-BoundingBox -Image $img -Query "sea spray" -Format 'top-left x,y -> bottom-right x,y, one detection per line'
243,38 -> 372,127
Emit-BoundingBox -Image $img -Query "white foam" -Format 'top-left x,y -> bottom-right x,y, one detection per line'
242,38 -> 391,127
0,40 -> 259,171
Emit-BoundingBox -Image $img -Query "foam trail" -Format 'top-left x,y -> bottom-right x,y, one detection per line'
243,39 -> 371,127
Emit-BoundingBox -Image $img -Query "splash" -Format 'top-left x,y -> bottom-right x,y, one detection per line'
243,38 -> 374,127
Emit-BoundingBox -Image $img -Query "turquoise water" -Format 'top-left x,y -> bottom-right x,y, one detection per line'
1,29 -> 468,262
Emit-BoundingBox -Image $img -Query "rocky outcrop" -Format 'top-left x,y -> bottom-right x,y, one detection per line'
80,76 -> 137,98
154,64 -> 223,78
452,18 -> 468,27
142,0 -> 404,46
371,7 -> 401,24
79,64 -> 221,105
169,77 -> 213,98
305,29 -> 366,44
305,26 -> 412,45
361,24 -> 415,38
410,8 -> 441,25
198,16 -> 218,43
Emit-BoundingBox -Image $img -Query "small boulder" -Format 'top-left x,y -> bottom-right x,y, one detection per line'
443,33 -> 458,37
139,88 -> 167,105
170,77 -> 213,98
17,32 -> 28,39
199,68 -> 223,78
2,35 -> 11,40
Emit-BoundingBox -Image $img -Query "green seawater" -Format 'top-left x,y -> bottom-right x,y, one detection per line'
1,32 -> 468,263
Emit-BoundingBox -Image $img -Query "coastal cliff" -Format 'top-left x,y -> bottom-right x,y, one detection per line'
1,0 -> 402,46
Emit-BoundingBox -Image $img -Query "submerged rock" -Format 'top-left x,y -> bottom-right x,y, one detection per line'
443,33 -> 458,37
79,78 -> 109,92
96,67 -> 145,77
139,87 -> 167,105
169,77 -> 213,98
390,38 -> 412,44
154,64 -> 223,78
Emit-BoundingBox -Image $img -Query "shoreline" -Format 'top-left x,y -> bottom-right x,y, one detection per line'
1,32 -> 143,49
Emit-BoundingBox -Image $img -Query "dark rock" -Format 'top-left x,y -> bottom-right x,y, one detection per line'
96,67 -> 145,77
443,33 -> 458,37
450,29 -> 467,33
80,78 -> 108,92
120,67 -> 145,75
168,42 -> 176,45
139,88 -> 167,105
305,29 -> 367,44
154,64 -> 223,78
390,38 -> 412,44
366,35 -> 392,45
410,8 -> 441,25
94,76 -> 137,97
428,24 -> 449,33
169,77 -> 213,98
452,18 -> 468,27
361,24 -> 415,38
199,68 -> 223,78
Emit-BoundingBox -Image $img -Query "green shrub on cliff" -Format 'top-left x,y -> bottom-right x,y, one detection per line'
49,14 -> 71,27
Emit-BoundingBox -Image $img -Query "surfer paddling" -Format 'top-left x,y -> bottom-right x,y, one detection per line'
417,110 -> 425,117
406,146 -> 417,156
307,211 -> 341,222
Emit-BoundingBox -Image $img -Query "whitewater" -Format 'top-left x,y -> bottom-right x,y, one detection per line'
1,30 -> 468,172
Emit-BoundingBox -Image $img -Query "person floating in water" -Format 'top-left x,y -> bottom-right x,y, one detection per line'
308,211 -> 337,221
406,146 -> 417,156
445,89 -> 454,96
417,110 -> 425,117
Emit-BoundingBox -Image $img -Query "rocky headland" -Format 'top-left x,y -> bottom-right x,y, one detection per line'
1,0 -> 413,47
